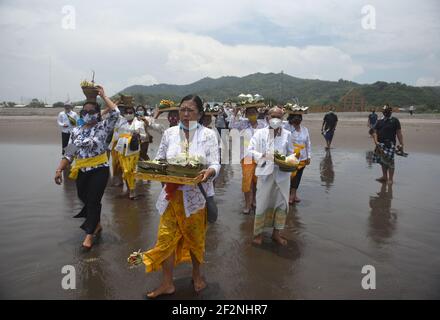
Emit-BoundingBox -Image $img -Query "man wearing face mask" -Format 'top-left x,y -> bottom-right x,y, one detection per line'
54,85 -> 120,249
113,105 -> 147,199
248,106 -> 294,246
284,111 -> 311,204
229,105 -> 268,214
372,104 -> 404,185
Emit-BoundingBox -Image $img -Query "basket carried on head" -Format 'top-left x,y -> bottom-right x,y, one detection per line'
237,102 -> 266,110
80,79 -> 99,103
284,103 -> 309,115
119,94 -> 134,107
82,87 -> 99,103
158,99 -> 178,112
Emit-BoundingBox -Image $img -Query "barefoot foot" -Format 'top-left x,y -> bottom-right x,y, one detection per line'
272,233 -> 288,246
146,283 -> 175,299
192,276 -> 207,294
82,235 -> 93,249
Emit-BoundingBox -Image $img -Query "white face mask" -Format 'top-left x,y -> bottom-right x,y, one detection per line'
125,114 -> 135,121
269,118 -> 282,129
83,113 -> 99,124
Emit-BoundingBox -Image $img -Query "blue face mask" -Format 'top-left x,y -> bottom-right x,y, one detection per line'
179,121 -> 199,131
83,113 -> 99,124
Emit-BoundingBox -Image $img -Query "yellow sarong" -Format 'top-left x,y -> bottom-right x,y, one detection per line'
69,153 -> 108,180
119,153 -> 139,190
142,191 -> 207,273
291,143 -> 307,178
241,157 -> 257,193
116,133 -> 139,190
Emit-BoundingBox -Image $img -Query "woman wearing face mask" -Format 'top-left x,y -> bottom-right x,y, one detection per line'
54,86 -> 120,249
229,106 -> 268,214
248,106 -> 294,246
141,94 -> 220,298
136,105 -> 164,161
284,111 -> 311,204
113,105 -> 147,199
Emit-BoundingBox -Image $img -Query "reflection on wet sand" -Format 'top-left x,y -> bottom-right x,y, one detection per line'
2,141 -> 440,299
77,257 -> 110,299
366,150 -> 374,168
319,150 -> 334,191
368,183 -> 397,246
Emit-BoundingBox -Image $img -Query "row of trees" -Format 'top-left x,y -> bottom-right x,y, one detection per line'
0,99 -> 69,108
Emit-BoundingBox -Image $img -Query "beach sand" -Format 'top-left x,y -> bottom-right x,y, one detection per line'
0,112 -> 439,299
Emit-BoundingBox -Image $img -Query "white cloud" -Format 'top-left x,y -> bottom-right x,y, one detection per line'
0,25 -> 364,101
0,0 -> 439,102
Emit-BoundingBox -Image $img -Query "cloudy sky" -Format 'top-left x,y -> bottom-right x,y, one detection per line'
1,0 -> 439,103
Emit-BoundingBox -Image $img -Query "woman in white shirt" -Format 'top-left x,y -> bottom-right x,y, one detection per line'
142,94 -> 220,299
248,106 -> 294,246
113,105 -> 146,199
136,105 -> 164,160
229,106 -> 268,214
283,112 -> 311,204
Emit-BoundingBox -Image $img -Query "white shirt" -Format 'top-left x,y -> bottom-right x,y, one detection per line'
155,125 -> 221,217
229,115 -> 268,159
114,118 -> 147,156
248,127 -> 294,180
142,116 -> 165,136
283,123 -> 312,161
57,110 -> 79,133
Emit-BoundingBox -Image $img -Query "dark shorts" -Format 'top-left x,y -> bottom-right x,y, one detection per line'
324,130 -> 335,142
372,142 -> 395,169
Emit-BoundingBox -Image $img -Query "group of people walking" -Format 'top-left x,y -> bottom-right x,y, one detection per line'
54,87 -> 404,298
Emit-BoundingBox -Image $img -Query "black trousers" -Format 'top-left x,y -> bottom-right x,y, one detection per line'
139,141 -> 150,161
75,167 -> 109,234
61,132 -> 70,155
291,167 -> 305,189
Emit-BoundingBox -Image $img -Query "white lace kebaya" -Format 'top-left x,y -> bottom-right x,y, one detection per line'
155,125 -> 221,217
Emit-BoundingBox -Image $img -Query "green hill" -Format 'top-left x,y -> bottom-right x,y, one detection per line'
118,72 -> 440,112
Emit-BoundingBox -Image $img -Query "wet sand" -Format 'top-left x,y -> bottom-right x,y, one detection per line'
0,114 -> 439,299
